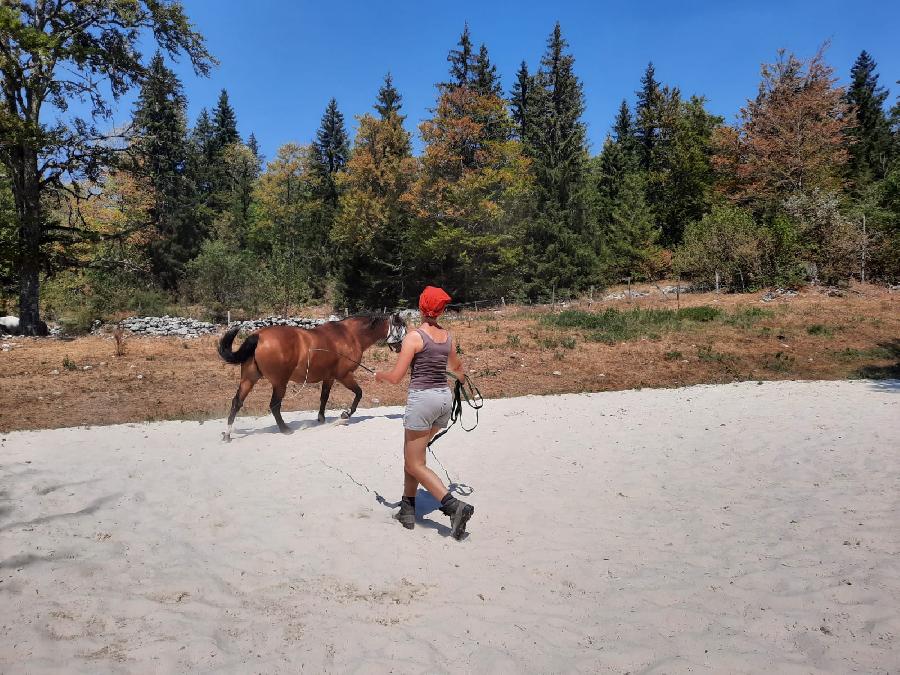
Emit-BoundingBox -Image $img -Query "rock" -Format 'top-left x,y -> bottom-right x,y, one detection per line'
136,374 -> 144,380
50,369 -> 59,375
82,365 -> 92,370
552,371 -> 562,376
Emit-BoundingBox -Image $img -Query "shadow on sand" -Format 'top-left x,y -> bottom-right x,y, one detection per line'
230,412 -> 404,439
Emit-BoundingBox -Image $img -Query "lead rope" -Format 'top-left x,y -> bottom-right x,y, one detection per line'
427,373 -> 483,496
289,347 -> 380,399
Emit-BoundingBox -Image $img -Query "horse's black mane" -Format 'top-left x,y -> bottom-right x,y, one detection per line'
340,312 -> 390,329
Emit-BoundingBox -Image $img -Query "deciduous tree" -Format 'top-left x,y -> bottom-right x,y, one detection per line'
0,0 -> 212,333
712,47 -> 851,212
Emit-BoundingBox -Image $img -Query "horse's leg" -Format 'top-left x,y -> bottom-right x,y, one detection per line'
318,378 -> 334,424
338,373 -> 363,420
269,380 -> 291,434
223,364 -> 260,442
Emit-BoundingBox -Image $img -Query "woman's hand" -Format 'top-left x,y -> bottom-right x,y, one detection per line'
375,333 -> 421,385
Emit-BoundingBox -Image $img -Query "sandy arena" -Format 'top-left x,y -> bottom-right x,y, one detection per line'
1,380 -> 898,673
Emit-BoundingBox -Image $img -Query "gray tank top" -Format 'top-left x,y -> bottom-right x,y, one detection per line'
409,328 -> 451,390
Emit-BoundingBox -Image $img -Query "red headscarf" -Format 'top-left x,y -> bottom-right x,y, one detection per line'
419,286 -> 452,318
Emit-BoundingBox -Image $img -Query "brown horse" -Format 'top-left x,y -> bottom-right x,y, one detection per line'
217,313 -> 406,441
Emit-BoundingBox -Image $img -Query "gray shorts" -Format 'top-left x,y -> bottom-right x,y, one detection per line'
404,387 -> 453,431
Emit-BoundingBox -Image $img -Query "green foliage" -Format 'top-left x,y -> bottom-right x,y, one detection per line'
724,307 -> 774,328
333,97 -> 416,308
0,0 -> 213,333
313,98 -> 350,204
807,324 -> 833,336
213,89 -> 240,148
409,82 -> 532,301
845,51 -> 893,188
677,306 -> 721,321
184,239 -> 262,316
543,306 -> 722,343
675,205 -> 768,289
132,53 -> 200,289
664,350 -> 683,361
252,143 -> 332,299
782,189 -> 864,284
62,356 -> 77,371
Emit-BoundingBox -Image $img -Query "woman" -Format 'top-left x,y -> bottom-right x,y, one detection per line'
374,286 -> 475,540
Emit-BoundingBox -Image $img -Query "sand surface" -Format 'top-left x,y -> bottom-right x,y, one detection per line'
1,380 -> 898,673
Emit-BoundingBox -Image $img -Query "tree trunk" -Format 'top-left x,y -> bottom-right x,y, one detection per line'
14,151 -> 46,336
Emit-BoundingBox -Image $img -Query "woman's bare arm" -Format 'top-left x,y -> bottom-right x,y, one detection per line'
447,335 -> 464,380
375,332 -> 421,385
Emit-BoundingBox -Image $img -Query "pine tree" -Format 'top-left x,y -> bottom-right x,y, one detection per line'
131,52 -> 197,288
409,83 -> 530,301
447,23 -> 475,87
520,22 -> 595,297
313,98 -> 350,205
846,51 -> 892,187
635,62 -> 663,172
333,107 -> 416,307
213,89 -> 240,149
189,107 -> 216,197
473,44 -> 502,97
605,172 -> 659,280
509,61 -> 531,141
375,73 -> 403,119
528,22 -> 588,210
247,132 -> 265,166
612,99 -> 638,167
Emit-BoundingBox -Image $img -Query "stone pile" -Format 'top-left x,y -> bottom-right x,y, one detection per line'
761,288 -> 799,302
119,315 -> 218,338
114,314 -> 350,338
227,316 -> 337,332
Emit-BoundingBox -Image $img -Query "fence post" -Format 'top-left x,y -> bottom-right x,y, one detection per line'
715,271 -> 720,294
589,286 -> 594,306
227,310 -> 231,326
501,297 -> 506,308
551,283 -> 555,307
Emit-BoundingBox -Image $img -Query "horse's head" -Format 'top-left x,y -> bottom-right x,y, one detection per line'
385,312 -> 406,352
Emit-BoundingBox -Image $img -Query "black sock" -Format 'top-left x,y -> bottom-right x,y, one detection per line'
440,492 -> 454,506
402,495 -> 416,507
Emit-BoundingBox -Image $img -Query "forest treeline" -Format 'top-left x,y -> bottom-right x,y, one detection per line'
1,3 -> 898,333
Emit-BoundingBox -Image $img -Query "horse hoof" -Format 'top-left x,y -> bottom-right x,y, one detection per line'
317,416 -> 326,424
279,427 -> 293,435
221,433 -> 232,443
340,410 -> 351,420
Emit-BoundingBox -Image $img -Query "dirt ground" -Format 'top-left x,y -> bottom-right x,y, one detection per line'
0,283 -> 897,433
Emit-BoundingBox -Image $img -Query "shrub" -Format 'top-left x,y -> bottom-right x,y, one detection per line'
185,239 -> 263,317
674,205 -> 768,290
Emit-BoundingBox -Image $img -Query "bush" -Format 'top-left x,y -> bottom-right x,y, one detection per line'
782,189 -> 864,285
674,205 -> 767,290
184,239 -> 264,317
43,268 -> 170,330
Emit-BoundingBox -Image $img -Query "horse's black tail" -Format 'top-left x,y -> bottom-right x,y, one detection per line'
218,327 -> 259,365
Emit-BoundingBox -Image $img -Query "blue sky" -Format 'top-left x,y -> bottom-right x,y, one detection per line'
116,0 -> 899,161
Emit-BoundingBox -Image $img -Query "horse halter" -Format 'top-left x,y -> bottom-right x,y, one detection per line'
385,313 -> 406,352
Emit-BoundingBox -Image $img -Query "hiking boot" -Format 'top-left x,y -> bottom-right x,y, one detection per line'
440,496 -> 475,540
394,497 -> 415,530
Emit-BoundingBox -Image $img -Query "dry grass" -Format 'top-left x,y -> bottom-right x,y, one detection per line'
0,282 -> 896,433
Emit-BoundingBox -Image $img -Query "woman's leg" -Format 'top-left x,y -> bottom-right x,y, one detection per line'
403,426 -> 447,499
